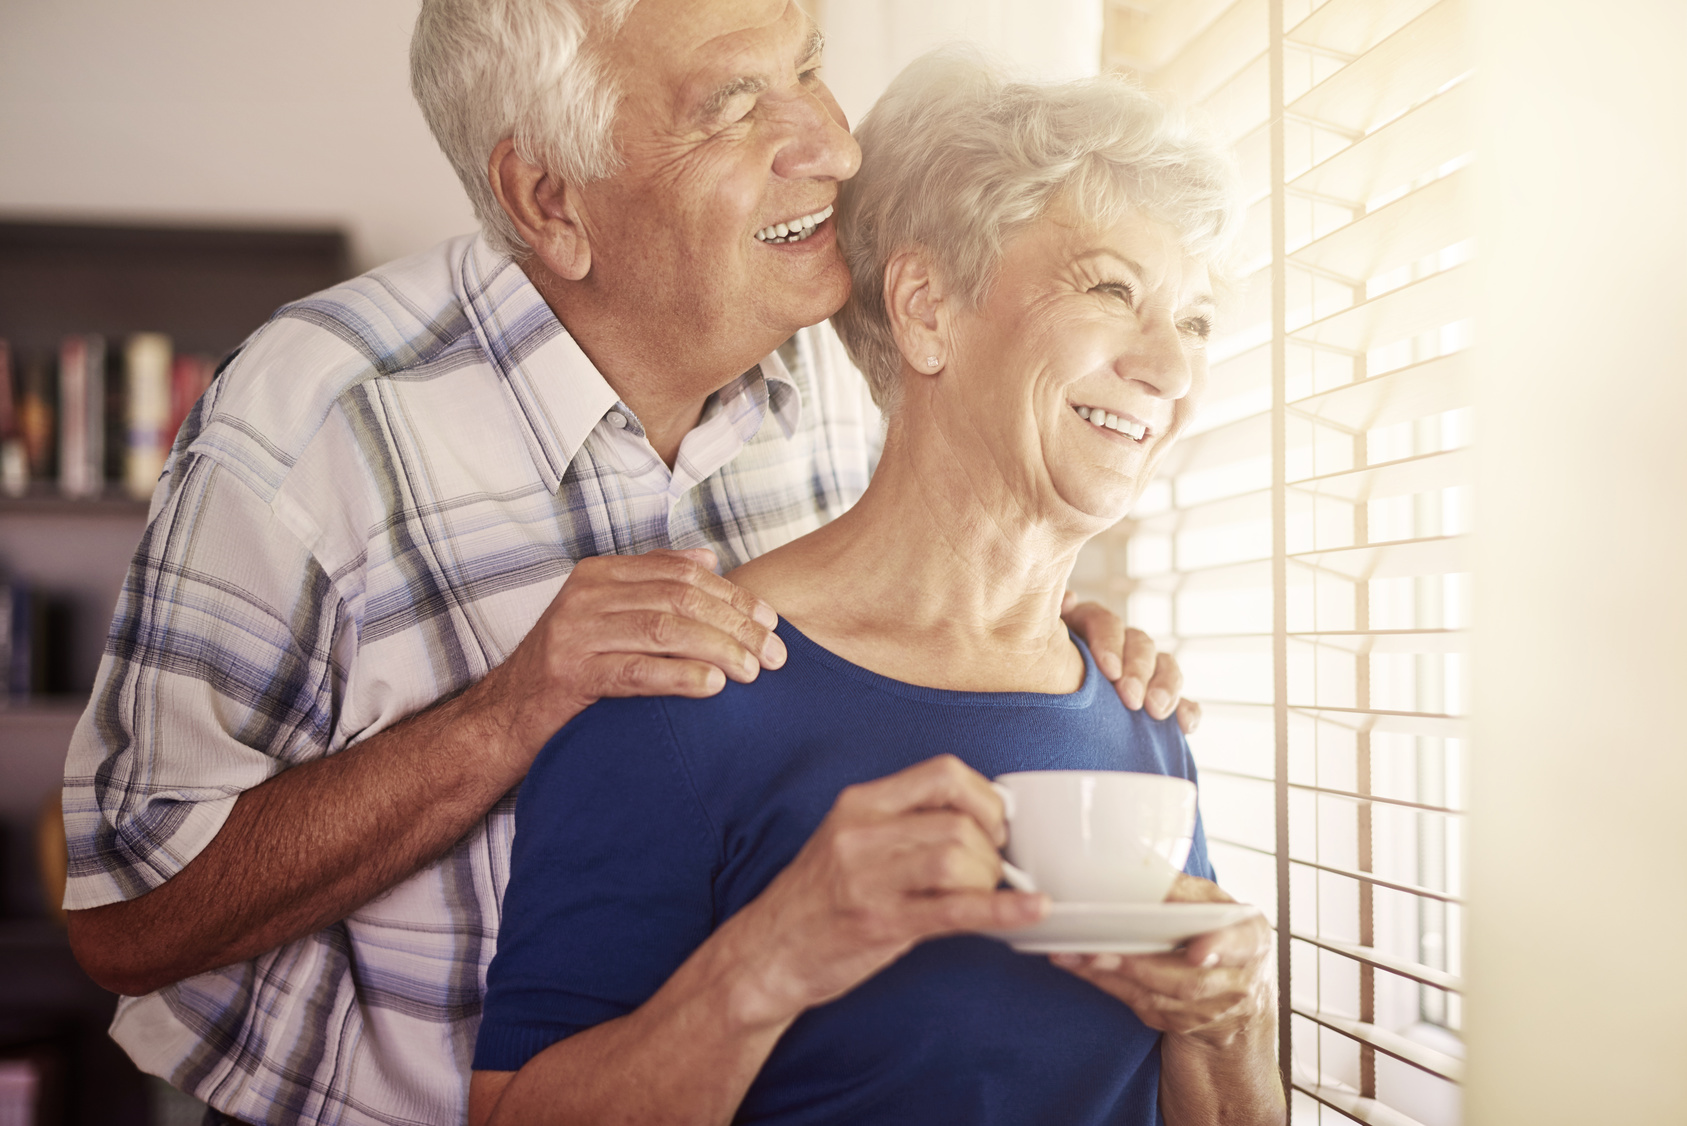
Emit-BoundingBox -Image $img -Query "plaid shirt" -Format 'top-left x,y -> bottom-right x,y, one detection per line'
61,234 -> 880,1125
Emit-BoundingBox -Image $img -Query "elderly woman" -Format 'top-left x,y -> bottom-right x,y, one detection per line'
470,54 -> 1282,1126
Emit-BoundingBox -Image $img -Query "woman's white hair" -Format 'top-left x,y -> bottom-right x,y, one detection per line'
411,0 -> 641,258
831,51 -> 1244,413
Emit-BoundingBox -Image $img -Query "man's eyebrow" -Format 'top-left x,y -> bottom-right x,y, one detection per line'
799,22 -> 825,67
696,23 -> 826,123
699,75 -> 768,121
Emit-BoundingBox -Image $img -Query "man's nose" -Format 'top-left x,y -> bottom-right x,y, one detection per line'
772,82 -> 862,183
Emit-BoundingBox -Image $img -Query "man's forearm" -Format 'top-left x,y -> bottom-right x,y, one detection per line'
1159,1016 -> 1286,1126
67,674 -> 537,996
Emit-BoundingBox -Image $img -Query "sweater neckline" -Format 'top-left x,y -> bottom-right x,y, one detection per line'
773,618 -> 1101,710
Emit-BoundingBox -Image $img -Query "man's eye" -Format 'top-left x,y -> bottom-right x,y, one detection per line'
799,65 -> 823,84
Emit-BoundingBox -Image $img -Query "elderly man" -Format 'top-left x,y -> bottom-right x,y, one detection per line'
62,1 -> 1192,1123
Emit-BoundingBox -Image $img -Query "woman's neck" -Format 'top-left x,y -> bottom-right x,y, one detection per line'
731,410 -> 1092,694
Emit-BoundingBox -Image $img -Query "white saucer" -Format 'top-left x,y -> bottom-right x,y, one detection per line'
981,901 -> 1261,954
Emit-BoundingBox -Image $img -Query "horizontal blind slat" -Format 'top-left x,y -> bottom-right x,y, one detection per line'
1289,351 -> 1471,432
1297,1083 -> 1434,1126
1129,487 -> 1271,534
1292,931 -> 1464,992
1291,80 -> 1475,205
1289,167 -> 1471,282
1157,410 -> 1271,476
1172,629 -> 1467,654
1291,853 -> 1464,906
1287,0 -> 1470,135
1290,448 -> 1470,502
1293,705 -> 1468,739
1285,780 -> 1463,818
1293,1006 -> 1466,1082
1289,532 -> 1467,580
1104,0 -> 1243,73
1151,0 -> 1267,105
1291,262 -> 1471,352
1286,0 -> 1439,57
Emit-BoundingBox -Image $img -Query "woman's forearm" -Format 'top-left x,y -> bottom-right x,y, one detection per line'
1159,1017 -> 1286,1126
475,915 -> 798,1126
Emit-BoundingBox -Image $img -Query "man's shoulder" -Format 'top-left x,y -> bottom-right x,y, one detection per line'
185,235 -> 509,501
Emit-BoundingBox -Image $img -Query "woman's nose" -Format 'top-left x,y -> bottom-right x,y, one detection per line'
772,82 -> 862,184
1120,314 -> 1195,401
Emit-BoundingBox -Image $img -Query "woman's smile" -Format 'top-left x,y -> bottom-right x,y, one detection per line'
1070,402 -> 1150,442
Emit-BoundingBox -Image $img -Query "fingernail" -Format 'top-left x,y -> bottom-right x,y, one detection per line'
1147,688 -> 1172,717
1093,953 -> 1122,972
760,632 -> 787,668
1101,652 -> 1123,680
1051,952 -> 1081,968
752,601 -> 778,629
1122,677 -> 1146,708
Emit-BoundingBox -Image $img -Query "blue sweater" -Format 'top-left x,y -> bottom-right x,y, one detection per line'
475,621 -> 1212,1125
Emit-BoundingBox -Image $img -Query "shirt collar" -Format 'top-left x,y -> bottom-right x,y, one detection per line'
459,236 -> 805,493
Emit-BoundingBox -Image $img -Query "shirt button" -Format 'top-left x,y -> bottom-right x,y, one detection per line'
606,411 -> 627,429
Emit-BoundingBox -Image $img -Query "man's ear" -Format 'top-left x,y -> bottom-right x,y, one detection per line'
883,249 -> 950,375
487,138 -> 592,280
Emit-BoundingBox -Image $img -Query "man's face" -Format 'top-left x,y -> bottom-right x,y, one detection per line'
576,0 -> 859,378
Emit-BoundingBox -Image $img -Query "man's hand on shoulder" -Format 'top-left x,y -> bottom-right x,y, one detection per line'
1060,593 -> 1201,736
477,548 -> 789,761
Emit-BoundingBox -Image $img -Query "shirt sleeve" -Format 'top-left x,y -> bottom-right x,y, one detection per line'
473,696 -> 722,1072
61,447 -> 347,909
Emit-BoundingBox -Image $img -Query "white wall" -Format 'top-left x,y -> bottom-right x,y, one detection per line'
0,0 -> 1104,269
1468,1 -> 1687,1121
819,0 -> 1104,129
0,0 -> 474,270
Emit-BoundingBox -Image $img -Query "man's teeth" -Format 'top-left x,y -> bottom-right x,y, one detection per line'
754,204 -> 834,244
1074,404 -> 1147,440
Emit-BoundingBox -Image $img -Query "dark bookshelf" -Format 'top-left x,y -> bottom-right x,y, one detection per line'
0,218 -> 350,356
1,218 -> 352,1124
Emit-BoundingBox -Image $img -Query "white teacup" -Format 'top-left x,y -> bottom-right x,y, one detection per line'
993,770 -> 1197,903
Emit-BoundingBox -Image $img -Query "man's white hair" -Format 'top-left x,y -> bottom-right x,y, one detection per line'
831,51 -> 1244,414
411,0 -> 642,258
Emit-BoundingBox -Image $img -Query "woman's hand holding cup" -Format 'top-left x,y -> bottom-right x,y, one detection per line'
721,754 -> 1049,1029
1049,874 -> 1274,1046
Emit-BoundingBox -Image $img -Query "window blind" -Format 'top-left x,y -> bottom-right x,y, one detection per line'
1075,2 -> 1474,1122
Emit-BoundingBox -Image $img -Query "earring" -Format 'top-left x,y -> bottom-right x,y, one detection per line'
926,356 -> 939,368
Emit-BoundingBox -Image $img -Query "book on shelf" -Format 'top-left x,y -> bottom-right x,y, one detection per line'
56,334 -> 105,498
0,575 -> 74,702
0,333 -> 217,501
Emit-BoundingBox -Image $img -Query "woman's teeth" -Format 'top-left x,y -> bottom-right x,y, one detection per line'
754,204 -> 834,244
1074,404 -> 1147,440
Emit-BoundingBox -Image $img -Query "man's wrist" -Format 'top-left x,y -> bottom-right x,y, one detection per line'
450,663 -> 584,782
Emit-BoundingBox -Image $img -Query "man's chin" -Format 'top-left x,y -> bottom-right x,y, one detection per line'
764,258 -> 853,334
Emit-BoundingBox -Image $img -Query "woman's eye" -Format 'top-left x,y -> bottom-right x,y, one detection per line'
1092,281 -> 1135,305
1179,315 -> 1214,340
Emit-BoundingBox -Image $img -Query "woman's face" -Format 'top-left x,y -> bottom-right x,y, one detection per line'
944,203 -> 1213,531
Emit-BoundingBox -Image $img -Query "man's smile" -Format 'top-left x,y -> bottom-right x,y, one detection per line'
753,203 -> 834,244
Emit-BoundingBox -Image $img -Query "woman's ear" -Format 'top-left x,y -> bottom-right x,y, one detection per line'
487,137 -> 592,280
883,249 -> 950,375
